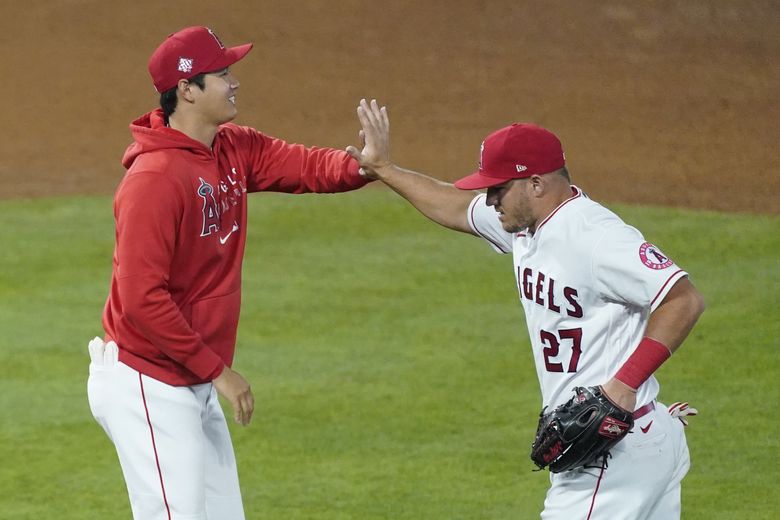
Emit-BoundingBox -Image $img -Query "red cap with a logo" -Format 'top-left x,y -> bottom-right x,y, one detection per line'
148,26 -> 253,93
454,123 -> 565,190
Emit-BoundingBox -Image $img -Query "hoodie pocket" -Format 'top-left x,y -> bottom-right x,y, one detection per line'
191,289 -> 241,365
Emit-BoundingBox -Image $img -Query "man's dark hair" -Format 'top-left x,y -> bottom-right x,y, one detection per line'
160,73 -> 206,122
556,166 -> 571,182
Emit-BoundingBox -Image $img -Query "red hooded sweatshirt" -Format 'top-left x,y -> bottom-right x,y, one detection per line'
103,109 -> 369,385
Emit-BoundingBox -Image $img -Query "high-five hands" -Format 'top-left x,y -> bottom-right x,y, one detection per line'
213,366 -> 255,426
346,99 -> 392,177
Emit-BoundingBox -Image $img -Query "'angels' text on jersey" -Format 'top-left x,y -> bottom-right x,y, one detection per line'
517,266 -> 583,318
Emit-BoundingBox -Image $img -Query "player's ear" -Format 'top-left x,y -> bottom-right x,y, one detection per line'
529,175 -> 545,195
178,79 -> 196,103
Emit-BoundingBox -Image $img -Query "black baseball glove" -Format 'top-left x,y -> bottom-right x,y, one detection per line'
530,386 -> 634,473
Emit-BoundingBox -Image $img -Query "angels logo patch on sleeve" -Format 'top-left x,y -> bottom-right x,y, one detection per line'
638,242 -> 674,270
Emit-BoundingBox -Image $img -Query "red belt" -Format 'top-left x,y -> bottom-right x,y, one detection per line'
633,401 -> 655,420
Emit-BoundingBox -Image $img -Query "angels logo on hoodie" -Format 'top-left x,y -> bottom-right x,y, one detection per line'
197,177 -> 221,236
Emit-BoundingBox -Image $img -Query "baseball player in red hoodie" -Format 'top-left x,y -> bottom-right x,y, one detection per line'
86,26 -> 371,519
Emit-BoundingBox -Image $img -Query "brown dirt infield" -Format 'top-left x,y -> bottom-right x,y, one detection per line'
2,1 -> 778,214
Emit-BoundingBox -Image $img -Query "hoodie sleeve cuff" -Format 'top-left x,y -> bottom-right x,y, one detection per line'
186,343 -> 226,381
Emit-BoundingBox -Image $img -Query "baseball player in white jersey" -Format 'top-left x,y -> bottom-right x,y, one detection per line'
347,99 -> 705,519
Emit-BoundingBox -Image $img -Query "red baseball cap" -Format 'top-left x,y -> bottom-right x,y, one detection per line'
148,26 -> 253,93
454,123 -> 565,190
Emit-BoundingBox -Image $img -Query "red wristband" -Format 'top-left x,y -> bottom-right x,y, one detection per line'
614,337 -> 671,390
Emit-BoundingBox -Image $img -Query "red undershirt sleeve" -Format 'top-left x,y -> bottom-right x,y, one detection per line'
235,126 -> 371,193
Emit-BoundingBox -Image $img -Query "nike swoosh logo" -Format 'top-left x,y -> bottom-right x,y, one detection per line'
640,421 -> 653,434
219,222 -> 239,245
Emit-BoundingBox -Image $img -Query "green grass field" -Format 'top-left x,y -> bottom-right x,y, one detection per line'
0,189 -> 777,519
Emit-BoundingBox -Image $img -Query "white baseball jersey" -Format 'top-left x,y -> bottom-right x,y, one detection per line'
467,186 -> 688,410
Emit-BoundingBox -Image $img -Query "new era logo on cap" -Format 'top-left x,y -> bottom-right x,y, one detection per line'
148,26 -> 253,93
454,123 -> 565,190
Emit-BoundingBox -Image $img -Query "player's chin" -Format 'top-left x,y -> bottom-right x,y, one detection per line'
501,221 -> 521,233
218,109 -> 238,125
223,102 -> 239,120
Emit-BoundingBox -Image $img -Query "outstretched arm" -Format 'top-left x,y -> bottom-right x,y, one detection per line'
346,99 -> 478,235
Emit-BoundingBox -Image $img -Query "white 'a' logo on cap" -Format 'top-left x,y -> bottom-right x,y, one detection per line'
478,141 -> 485,170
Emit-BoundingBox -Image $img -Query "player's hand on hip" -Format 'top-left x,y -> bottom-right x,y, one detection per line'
345,98 -> 392,178
599,378 -> 637,414
213,366 -> 255,426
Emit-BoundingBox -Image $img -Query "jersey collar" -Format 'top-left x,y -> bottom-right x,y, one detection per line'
532,185 -> 584,236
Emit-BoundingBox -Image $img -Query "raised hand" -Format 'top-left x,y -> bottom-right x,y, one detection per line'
346,98 -> 392,176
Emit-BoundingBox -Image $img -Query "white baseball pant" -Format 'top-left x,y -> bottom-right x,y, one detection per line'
541,401 -> 690,519
87,338 -> 245,520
